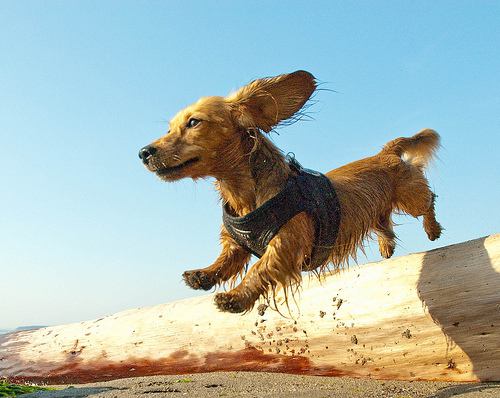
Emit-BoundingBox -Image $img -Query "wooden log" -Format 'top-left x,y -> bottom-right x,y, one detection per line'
1,234 -> 499,383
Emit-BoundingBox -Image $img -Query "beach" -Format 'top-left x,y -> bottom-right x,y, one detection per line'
23,372 -> 500,398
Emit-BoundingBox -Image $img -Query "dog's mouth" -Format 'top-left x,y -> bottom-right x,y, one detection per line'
155,157 -> 200,176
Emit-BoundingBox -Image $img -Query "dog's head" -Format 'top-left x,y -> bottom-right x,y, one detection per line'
139,70 -> 316,181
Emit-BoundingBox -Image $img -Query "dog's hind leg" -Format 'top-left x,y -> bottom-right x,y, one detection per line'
396,173 -> 443,241
374,213 -> 396,259
422,193 -> 442,241
183,227 -> 250,291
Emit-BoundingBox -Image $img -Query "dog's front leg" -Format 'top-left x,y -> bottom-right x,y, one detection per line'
214,214 -> 313,313
183,227 -> 251,291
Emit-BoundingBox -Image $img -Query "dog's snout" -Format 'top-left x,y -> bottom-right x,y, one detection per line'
139,145 -> 157,164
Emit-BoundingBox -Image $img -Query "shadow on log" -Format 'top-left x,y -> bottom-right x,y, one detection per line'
419,237 -> 500,381
1,234 -> 499,384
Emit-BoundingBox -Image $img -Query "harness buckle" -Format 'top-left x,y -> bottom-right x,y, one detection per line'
286,152 -> 303,173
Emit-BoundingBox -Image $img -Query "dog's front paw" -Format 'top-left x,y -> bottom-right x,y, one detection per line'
379,242 -> 395,259
183,269 -> 216,290
214,292 -> 247,313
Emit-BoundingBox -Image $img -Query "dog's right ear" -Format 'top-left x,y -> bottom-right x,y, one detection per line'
226,70 -> 316,133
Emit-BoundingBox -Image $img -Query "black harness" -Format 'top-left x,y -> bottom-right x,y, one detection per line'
222,157 -> 341,270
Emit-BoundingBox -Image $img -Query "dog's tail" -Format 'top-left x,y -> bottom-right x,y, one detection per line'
380,128 -> 440,169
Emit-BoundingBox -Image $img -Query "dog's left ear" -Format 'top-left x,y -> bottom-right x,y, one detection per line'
226,70 -> 316,132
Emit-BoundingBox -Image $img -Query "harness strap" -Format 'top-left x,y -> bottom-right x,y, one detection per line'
222,158 -> 341,269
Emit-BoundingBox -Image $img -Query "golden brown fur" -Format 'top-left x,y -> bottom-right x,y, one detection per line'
140,70 -> 442,313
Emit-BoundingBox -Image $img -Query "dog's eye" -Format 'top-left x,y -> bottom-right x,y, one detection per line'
186,118 -> 201,128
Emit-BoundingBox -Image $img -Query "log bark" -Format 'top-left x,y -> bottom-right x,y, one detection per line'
1,234 -> 499,383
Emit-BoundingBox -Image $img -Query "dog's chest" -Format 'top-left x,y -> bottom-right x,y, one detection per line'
223,166 -> 341,269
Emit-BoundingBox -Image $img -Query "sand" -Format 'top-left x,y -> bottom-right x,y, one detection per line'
23,372 -> 500,398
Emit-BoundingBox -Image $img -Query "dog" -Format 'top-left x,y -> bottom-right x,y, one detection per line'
139,70 -> 442,314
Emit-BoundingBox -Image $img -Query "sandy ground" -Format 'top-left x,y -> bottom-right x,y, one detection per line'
23,372 -> 500,398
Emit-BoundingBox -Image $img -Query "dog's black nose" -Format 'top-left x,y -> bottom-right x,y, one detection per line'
139,145 -> 157,164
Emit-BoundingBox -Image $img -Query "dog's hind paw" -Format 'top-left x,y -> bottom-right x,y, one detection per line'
214,292 -> 246,313
183,269 -> 216,290
426,222 -> 443,241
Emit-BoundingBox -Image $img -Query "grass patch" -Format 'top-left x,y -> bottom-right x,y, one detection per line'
174,378 -> 193,383
0,381 -> 50,397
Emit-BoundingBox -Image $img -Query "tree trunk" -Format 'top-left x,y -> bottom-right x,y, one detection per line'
1,235 -> 499,383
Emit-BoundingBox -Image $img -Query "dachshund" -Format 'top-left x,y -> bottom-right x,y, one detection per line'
139,70 -> 442,313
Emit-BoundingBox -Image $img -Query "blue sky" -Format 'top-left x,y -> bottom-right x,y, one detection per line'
1,1 -> 499,329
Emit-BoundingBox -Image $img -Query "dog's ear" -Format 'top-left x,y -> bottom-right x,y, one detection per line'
226,70 -> 316,132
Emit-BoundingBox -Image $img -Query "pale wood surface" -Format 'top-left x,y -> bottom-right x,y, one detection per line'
1,234 -> 499,383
